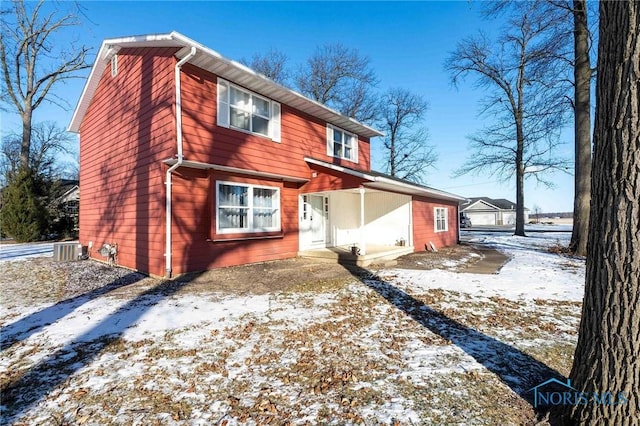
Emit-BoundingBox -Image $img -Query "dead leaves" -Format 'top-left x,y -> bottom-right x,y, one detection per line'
2,261 -> 579,426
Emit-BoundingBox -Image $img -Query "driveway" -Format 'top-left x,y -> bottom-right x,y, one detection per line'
0,242 -> 55,262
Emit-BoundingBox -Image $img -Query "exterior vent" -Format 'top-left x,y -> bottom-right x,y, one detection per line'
53,242 -> 81,262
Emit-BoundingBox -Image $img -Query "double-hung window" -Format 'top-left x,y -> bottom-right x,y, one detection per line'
327,124 -> 357,162
435,207 -> 448,232
217,78 -> 281,141
217,181 -> 280,234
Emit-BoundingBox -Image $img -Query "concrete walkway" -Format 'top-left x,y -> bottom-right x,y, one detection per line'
462,243 -> 510,274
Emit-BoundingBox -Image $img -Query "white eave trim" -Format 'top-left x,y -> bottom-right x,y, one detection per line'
69,31 -> 384,139
304,157 -> 466,202
163,159 -> 309,183
304,157 -> 377,181
364,179 -> 466,202
69,34 -> 180,133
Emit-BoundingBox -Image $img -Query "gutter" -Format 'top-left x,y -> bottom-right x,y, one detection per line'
165,46 -> 196,278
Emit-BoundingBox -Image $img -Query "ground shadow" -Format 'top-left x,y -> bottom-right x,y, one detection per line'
0,271 -> 145,351
1,275 -> 198,423
340,261 -> 566,422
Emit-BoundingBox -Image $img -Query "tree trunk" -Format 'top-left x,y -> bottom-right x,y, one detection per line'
515,115 -> 526,237
20,107 -> 32,170
569,0 -> 593,257
514,160 -> 526,236
389,131 -> 396,177
565,1 -> 640,423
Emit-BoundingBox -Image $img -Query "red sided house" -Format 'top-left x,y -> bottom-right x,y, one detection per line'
69,32 -> 464,277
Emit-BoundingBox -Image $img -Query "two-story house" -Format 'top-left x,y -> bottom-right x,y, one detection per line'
69,32 -> 464,277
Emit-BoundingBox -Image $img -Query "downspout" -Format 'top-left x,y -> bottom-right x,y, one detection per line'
165,46 -> 197,277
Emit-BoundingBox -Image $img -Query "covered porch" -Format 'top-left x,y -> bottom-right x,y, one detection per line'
298,186 -> 414,264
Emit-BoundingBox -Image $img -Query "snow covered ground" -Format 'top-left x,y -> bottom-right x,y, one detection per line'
0,242 -> 54,262
0,229 -> 584,425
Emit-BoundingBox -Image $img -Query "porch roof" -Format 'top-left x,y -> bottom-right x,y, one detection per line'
163,159 -> 309,183
304,157 -> 466,202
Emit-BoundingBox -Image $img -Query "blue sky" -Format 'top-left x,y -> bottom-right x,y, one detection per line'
3,1 -> 576,213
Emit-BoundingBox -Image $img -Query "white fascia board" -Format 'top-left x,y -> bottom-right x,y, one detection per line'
69,31 -> 384,138
68,34 -> 179,133
304,157 -> 377,181
304,157 -> 464,202
365,178 -> 466,203
68,42 -> 109,132
169,32 -> 383,139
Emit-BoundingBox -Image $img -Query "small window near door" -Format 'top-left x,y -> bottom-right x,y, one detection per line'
435,207 -> 448,232
302,195 -> 308,220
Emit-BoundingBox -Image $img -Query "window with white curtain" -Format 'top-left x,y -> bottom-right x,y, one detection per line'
435,207 -> 448,232
217,181 -> 280,233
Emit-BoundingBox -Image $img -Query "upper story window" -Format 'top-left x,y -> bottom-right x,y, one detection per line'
217,78 -> 281,142
435,207 -> 448,232
327,124 -> 358,163
216,181 -> 281,234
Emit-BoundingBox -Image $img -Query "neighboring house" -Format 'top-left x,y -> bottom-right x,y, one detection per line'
49,180 -> 80,235
69,32 -> 464,277
460,197 -> 529,226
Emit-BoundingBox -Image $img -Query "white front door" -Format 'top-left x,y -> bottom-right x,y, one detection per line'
300,195 -> 327,249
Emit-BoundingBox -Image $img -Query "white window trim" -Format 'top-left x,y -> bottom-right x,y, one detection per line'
216,181 -> 281,234
435,207 -> 448,233
326,124 -> 358,163
217,78 -> 281,142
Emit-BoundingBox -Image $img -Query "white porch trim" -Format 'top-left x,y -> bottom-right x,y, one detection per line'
162,158 -> 309,183
304,157 -> 465,202
359,187 -> 366,255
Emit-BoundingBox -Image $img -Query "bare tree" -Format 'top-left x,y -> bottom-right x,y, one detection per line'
564,1 -> 640,423
294,43 -> 379,124
378,88 -> 437,184
445,5 -> 571,236
0,121 -> 75,184
0,0 -> 89,170
240,48 -> 290,85
488,0 -> 597,254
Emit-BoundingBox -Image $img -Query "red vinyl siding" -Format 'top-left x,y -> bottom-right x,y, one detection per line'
79,47 -> 177,277
169,170 -> 299,274
301,164 -> 367,193
412,197 -> 459,251
179,64 -> 371,179
81,47 -> 465,277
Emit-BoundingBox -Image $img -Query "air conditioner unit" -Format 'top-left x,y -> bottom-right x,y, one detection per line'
53,242 -> 82,262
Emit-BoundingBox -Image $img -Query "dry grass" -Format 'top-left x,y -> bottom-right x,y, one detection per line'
1,258 -> 580,425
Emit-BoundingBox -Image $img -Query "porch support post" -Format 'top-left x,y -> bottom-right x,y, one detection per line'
359,187 -> 366,255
